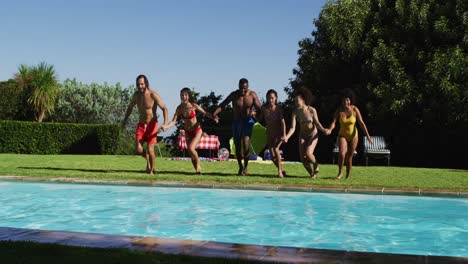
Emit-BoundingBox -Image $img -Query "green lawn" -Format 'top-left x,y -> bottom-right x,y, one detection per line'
0,154 -> 467,191
0,241 -> 265,264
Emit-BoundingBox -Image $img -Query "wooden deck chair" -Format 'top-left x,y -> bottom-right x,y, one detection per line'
332,137 -> 357,164
363,136 -> 390,166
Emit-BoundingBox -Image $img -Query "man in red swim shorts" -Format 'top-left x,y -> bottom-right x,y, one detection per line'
121,74 -> 168,175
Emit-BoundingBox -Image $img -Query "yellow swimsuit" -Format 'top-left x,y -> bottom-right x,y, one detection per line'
338,107 -> 358,142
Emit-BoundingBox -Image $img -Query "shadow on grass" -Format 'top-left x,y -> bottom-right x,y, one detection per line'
17,166 -> 143,174
157,170 -> 285,178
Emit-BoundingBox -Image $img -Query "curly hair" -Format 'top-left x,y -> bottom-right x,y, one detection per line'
339,88 -> 356,105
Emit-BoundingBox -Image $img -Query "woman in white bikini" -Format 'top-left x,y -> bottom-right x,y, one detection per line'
282,88 -> 329,178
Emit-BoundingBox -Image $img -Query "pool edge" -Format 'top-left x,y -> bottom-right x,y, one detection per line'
0,227 -> 466,263
0,175 -> 466,197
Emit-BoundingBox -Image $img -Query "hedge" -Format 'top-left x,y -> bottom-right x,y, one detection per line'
0,121 -> 120,154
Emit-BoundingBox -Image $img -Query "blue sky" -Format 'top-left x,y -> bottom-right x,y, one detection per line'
1,0 -> 327,134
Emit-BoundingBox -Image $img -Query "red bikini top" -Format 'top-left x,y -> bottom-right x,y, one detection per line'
181,110 -> 196,120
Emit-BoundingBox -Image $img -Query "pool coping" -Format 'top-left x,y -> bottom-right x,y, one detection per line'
0,227 -> 467,263
0,175 -> 467,197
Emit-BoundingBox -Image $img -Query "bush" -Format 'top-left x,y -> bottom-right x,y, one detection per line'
0,121 -> 120,154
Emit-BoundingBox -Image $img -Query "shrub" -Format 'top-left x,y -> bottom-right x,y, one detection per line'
0,121 -> 120,154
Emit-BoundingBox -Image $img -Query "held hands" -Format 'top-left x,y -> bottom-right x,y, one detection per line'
161,125 -> 168,132
323,128 -> 332,135
367,136 -> 373,145
213,114 -> 219,124
281,136 -> 289,143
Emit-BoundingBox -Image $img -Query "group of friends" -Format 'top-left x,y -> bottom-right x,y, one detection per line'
121,75 -> 373,180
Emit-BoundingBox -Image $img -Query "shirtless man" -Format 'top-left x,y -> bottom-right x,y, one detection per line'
121,74 -> 168,175
213,78 -> 262,175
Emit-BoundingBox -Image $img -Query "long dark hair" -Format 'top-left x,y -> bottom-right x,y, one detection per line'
136,74 -> 149,88
180,87 -> 194,103
265,89 -> 278,106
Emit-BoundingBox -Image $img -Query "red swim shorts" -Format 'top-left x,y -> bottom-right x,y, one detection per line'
135,120 -> 158,145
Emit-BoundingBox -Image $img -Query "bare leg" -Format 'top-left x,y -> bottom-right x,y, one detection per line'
187,130 -> 203,174
135,141 -> 150,172
234,137 -> 243,175
299,138 -> 313,177
305,136 -> 319,178
336,137 -> 347,179
242,136 -> 251,175
345,136 -> 358,179
147,144 -> 156,175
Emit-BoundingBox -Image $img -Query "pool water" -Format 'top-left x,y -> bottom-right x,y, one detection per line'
0,181 -> 466,257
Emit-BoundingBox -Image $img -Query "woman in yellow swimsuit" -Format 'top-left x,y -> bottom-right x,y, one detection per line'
282,88 -> 329,178
328,88 -> 372,179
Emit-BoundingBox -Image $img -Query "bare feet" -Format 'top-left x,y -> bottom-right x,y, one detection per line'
242,167 -> 248,176
282,170 -> 287,177
237,166 -> 244,176
311,167 -> 319,179
278,172 -> 284,178
335,173 -> 343,180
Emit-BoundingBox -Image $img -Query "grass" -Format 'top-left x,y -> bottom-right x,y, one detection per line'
0,241 -> 265,264
0,154 -> 467,191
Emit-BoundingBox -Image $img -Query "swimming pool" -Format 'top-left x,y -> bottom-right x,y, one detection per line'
0,181 -> 466,257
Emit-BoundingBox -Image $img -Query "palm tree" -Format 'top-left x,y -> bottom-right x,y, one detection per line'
16,62 -> 59,122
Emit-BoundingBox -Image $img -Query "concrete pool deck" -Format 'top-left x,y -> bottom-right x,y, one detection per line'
1,176 -> 467,263
0,175 -> 467,197
0,227 -> 467,263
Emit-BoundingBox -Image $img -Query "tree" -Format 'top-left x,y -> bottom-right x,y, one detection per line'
289,0 -> 467,127
52,79 -> 138,126
0,79 -> 22,120
15,62 -> 59,122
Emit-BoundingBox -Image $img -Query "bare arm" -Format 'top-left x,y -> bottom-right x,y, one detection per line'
213,92 -> 233,119
282,111 -> 297,142
311,107 -> 328,134
354,107 -> 372,143
194,103 -> 214,119
252,91 -> 262,111
328,111 -> 339,132
278,106 -> 286,137
121,94 -> 137,128
162,106 -> 180,131
151,91 -> 169,126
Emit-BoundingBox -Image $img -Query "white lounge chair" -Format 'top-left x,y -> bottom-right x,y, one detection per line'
363,136 -> 390,166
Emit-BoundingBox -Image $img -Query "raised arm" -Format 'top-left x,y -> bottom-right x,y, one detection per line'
121,94 -> 137,129
311,107 -> 329,134
213,92 -> 233,119
354,107 -> 372,144
162,106 -> 180,131
282,111 -> 297,143
151,91 -> 169,126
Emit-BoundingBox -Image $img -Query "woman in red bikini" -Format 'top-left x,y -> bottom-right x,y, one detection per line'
162,88 -> 215,174
259,89 -> 287,177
